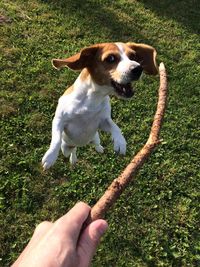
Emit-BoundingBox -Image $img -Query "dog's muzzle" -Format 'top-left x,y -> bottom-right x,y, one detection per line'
111,65 -> 143,98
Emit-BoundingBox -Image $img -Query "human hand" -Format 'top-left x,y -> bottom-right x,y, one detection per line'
12,202 -> 108,267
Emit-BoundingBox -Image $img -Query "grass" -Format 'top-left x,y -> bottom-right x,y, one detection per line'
0,0 -> 199,266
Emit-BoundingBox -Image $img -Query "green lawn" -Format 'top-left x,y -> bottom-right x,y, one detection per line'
0,0 -> 199,266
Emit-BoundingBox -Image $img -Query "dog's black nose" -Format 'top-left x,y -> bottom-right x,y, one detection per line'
131,65 -> 143,81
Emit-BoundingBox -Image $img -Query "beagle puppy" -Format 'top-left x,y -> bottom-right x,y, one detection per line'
42,42 -> 158,170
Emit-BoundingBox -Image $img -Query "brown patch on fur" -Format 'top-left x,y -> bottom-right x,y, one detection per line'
87,43 -> 120,86
79,68 -> 90,81
109,70 -> 122,83
126,42 -> 158,75
63,85 -> 74,95
52,45 -> 100,70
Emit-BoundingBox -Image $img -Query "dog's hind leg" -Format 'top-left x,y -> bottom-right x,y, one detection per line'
61,132 -> 78,165
61,139 -> 73,157
61,140 -> 78,165
70,147 -> 78,165
92,132 -> 104,153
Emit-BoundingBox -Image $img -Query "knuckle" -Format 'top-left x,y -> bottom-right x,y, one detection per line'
35,221 -> 52,234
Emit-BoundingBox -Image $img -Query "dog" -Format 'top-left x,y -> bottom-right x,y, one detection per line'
42,42 -> 158,170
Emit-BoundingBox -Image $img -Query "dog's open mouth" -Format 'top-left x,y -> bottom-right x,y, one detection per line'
111,80 -> 134,98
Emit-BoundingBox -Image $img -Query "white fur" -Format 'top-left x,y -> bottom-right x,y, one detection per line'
115,43 -> 140,84
42,73 -> 126,170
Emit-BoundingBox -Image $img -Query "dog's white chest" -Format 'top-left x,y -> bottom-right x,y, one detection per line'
64,109 -> 102,145
58,94 -> 109,146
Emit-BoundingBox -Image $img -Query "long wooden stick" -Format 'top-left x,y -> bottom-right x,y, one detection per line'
86,62 -> 168,224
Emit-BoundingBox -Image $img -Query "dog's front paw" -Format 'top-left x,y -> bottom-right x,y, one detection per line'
42,150 -> 58,170
114,137 -> 127,155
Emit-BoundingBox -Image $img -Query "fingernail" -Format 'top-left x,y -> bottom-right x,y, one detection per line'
98,221 -> 108,236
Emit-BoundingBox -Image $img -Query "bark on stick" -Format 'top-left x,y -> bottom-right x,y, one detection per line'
86,62 -> 168,224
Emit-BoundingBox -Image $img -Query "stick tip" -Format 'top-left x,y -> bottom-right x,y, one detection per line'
159,62 -> 165,71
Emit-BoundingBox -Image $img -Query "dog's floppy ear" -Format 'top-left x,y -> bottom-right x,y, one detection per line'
127,42 -> 158,75
52,45 -> 100,71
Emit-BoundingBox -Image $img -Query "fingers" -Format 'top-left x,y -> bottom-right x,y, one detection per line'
12,221 -> 53,267
77,219 -> 108,267
54,202 -> 91,244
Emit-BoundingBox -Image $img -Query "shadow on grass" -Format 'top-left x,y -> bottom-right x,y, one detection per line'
140,0 -> 200,34
41,0 -> 152,43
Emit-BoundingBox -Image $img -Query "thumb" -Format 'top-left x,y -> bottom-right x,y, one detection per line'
77,219 -> 108,267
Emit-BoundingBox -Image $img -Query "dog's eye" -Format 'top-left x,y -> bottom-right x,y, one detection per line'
105,54 -> 117,64
128,53 -> 136,61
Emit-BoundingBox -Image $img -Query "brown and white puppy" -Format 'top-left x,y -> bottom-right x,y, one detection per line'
42,42 -> 158,170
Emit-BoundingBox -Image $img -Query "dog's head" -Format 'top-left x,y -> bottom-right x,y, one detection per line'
52,42 -> 158,99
